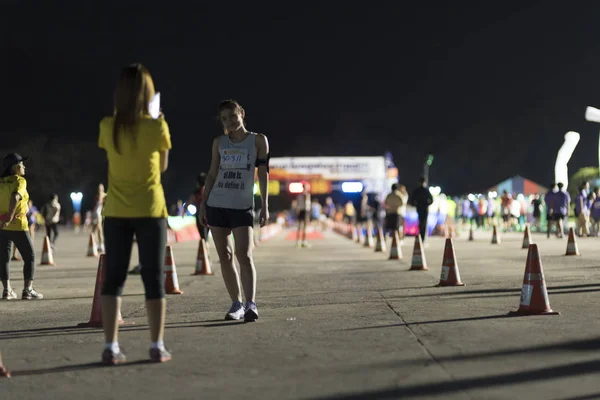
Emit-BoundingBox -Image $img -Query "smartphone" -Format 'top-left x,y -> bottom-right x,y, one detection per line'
149,92 -> 161,119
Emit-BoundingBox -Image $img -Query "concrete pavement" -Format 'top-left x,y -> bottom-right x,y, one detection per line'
1,227 -> 600,399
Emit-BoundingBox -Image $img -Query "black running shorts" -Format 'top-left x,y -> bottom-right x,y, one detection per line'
206,205 -> 254,229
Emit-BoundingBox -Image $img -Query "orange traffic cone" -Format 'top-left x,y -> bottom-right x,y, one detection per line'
509,244 -> 559,316
11,243 -> 21,261
388,231 -> 403,260
437,238 -> 464,286
565,227 -> 580,256
374,229 -> 387,252
87,233 -> 99,257
79,254 -> 130,327
39,236 -> 55,266
491,224 -> 500,244
164,246 -> 183,294
468,226 -> 474,241
409,235 -> 428,271
522,224 -> 532,249
192,238 -> 213,275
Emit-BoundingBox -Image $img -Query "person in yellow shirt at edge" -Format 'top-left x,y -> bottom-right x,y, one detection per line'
98,63 -> 172,365
0,153 -> 43,300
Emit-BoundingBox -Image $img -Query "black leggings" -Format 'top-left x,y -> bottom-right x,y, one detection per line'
101,217 -> 167,299
45,223 -> 58,244
417,211 -> 428,242
0,230 -> 35,281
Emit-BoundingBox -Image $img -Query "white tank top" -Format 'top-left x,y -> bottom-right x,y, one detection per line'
207,132 -> 257,210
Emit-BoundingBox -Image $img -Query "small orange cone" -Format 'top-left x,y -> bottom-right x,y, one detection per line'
468,226 -> 474,241
374,229 -> 387,252
87,233 -> 99,257
164,246 -> 183,294
437,238 -> 465,286
565,227 -> 580,256
409,235 -> 428,271
509,244 -> 559,316
39,236 -> 55,266
11,244 -> 21,261
79,254 -> 130,327
522,224 -> 532,249
491,224 -> 500,244
192,238 -> 214,275
388,231 -> 403,260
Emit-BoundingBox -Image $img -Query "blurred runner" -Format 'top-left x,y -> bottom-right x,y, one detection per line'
198,99 -> 270,322
397,184 -> 409,241
410,177 -> 433,243
41,194 -> 61,248
591,187 -> 600,236
531,193 -> 542,231
555,182 -> 570,238
26,200 -> 38,242
98,63 -> 172,364
186,173 -> 210,251
384,183 -> 402,239
295,183 -> 311,248
545,184 -> 557,238
92,184 -> 107,253
575,181 -> 591,237
0,153 -> 43,300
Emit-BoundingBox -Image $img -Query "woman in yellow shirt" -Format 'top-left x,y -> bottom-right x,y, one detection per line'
0,153 -> 43,301
98,64 -> 172,365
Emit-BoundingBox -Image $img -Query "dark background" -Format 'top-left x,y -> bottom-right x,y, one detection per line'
2,1 -> 600,211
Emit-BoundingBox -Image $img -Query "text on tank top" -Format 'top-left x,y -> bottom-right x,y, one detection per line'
207,133 -> 257,210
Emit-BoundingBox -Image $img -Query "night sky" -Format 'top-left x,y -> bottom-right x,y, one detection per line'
2,1 -> 600,201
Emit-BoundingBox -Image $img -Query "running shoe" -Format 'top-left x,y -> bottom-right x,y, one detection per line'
150,347 -> 172,363
225,301 -> 245,320
0,365 -> 10,378
102,348 -> 126,365
244,301 -> 259,322
21,288 -> 43,300
2,289 -> 17,300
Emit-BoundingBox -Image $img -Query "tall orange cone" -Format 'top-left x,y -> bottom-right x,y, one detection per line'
87,233 -> 99,257
565,227 -> 580,256
491,224 -> 500,244
79,254 -> 130,327
374,229 -> 387,252
388,231 -> 403,260
409,235 -> 428,271
11,243 -> 21,261
436,238 -> 465,286
522,224 -> 532,249
509,244 -> 559,316
39,236 -> 55,266
192,238 -> 213,275
468,225 -> 474,241
164,246 -> 183,294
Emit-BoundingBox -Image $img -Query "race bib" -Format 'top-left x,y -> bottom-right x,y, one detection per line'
220,149 -> 249,170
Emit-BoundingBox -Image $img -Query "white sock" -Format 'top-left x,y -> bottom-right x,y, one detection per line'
151,340 -> 165,351
104,342 -> 120,353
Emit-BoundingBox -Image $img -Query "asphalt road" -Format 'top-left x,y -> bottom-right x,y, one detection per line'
1,226 -> 600,400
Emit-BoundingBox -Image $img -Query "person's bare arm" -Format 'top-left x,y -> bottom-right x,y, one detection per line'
1,193 -> 21,228
201,137 -> 222,206
160,150 -> 169,172
256,134 -> 270,215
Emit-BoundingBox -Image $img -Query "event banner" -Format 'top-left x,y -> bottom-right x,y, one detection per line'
269,157 -> 388,181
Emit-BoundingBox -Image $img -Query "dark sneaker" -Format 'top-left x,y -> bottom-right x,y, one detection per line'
21,288 -> 43,300
2,289 -> 17,300
149,347 -> 172,363
225,301 -> 245,320
244,301 -> 259,322
102,349 -> 126,365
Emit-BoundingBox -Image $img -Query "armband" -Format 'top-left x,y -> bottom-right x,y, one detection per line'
256,153 -> 270,172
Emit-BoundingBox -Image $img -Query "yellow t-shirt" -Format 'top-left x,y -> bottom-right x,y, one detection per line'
0,175 -> 29,231
98,115 -> 172,218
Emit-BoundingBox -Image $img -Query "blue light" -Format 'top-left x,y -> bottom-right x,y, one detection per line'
341,182 -> 363,193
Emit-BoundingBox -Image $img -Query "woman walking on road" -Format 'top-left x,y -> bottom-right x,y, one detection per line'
197,100 -> 270,322
0,153 -> 43,301
98,63 -> 172,365
91,183 -> 107,253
